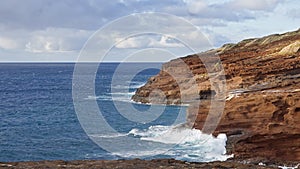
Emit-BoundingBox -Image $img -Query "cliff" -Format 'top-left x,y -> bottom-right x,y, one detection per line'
132,29 -> 300,163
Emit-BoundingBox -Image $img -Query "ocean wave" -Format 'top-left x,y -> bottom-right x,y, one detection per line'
127,124 -> 233,162
89,133 -> 129,138
111,92 -> 135,96
84,124 -> 233,162
84,92 -> 135,102
84,81 -> 143,102
278,164 -> 300,169
129,125 -> 170,138
84,95 -> 101,100
112,149 -> 168,158
111,82 -> 145,90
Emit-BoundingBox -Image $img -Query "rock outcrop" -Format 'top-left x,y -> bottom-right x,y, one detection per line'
132,29 -> 300,163
0,159 -> 279,169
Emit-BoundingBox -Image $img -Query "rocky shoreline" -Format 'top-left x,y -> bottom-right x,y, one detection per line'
132,29 -> 300,163
0,158 -> 291,169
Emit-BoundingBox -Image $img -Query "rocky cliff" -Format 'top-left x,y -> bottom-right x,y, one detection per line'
132,29 -> 300,163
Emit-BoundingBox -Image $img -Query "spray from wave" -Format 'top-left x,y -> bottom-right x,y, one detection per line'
112,124 -> 233,162
85,80 -> 232,162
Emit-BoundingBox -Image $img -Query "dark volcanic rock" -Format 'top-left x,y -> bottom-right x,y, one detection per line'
0,159 -> 278,169
132,29 -> 300,163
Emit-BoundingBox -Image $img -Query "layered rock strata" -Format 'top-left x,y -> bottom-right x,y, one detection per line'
132,29 -> 300,163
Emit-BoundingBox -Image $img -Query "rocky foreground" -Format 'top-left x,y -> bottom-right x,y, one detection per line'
0,159 -> 284,169
132,29 -> 300,163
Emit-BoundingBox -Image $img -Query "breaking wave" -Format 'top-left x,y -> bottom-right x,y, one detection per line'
113,124 -> 233,162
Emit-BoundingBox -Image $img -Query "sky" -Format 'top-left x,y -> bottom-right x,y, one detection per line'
0,0 -> 299,62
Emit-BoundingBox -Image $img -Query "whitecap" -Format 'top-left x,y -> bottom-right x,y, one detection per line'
127,124 -> 233,162
89,133 -> 128,138
84,91 -> 136,102
278,164 -> 300,169
112,149 -> 169,158
84,95 -> 101,100
111,82 -> 145,90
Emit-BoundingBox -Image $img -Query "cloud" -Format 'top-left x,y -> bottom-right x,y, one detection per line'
201,28 -> 232,47
179,0 -> 283,23
0,0 -> 297,62
115,36 -> 150,49
0,0 -> 185,31
176,1 -> 251,22
183,0 -> 207,15
149,35 -> 184,48
115,35 -> 184,49
0,0 -> 286,31
286,8 -> 300,18
228,0 -> 280,11
0,37 -> 18,50
25,37 -> 60,53
1,0 -> 261,32
0,0 -> 130,30
0,28 -> 92,55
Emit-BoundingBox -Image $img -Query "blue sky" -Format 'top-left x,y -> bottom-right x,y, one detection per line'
0,0 -> 299,62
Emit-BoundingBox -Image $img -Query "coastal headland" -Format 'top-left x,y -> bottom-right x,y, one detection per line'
132,28 -> 300,164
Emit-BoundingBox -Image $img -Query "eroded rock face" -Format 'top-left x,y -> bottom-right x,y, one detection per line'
132,28 -> 300,163
189,91 -> 300,163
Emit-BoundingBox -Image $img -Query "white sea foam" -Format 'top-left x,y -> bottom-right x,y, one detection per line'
279,164 -> 300,169
89,133 -> 128,138
112,149 -> 168,158
111,92 -> 135,95
85,81 -> 144,102
129,100 -> 152,105
127,125 -> 233,162
84,95 -> 101,100
84,91 -> 135,102
111,82 -> 145,90
129,125 -> 170,138
110,92 -> 135,102
85,80 -> 232,162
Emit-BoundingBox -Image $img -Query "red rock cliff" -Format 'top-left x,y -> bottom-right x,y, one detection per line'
132,29 -> 300,163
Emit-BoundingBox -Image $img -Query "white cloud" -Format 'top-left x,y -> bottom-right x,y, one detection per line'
183,0 -> 207,15
25,38 -> 60,53
115,36 -> 149,49
18,28 -> 92,53
149,35 -> 184,48
0,0 -> 298,62
0,37 -> 18,50
229,0 -> 280,11
115,35 -> 184,49
286,8 -> 300,18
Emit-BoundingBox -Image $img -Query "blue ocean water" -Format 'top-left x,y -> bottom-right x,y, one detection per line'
0,63 -> 230,162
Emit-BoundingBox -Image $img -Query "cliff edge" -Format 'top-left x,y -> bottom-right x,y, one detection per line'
132,29 -> 300,163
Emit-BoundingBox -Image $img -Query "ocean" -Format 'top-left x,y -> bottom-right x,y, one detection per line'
0,63 -> 231,162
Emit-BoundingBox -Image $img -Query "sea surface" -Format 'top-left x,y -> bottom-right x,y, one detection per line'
0,63 -> 230,162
